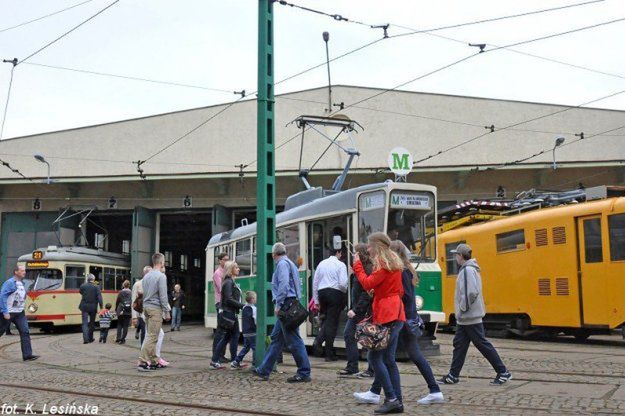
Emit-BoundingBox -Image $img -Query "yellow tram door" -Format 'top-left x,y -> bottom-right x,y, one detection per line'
576,215 -> 608,326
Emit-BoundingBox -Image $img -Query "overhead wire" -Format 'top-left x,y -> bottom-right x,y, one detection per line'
0,62 -> 16,139
0,0 -> 96,34
17,0 -> 120,65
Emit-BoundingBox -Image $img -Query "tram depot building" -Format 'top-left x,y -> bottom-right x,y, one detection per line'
0,85 -> 623,316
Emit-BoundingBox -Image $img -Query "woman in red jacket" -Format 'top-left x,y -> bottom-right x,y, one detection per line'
352,232 -> 406,414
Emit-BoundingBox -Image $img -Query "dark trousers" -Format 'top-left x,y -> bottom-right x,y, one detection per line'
137,317 -> 146,344
212,319 -> 240,363
116,315 -> 130,342
315,287 -> 345,358
450,323 -> 507,377
400,326 -> 440,394
81,310 -> 96,342
0,311 -> 33,359
235,335 -> 256,364
212,306 -> 238,360
99,328 -> 109,342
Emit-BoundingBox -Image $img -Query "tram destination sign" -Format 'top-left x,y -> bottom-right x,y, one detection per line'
26,261 -> 49,268
390,193 -> 430,209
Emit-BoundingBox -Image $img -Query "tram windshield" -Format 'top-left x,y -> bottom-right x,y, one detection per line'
28,269 -> 63,291
387,191 -> 436,262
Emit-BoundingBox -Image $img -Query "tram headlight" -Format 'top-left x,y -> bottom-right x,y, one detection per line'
415,296 -> 424,311
27,303 -> 38,313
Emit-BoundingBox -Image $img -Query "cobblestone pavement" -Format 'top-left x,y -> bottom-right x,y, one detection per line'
1,325 -> 624,415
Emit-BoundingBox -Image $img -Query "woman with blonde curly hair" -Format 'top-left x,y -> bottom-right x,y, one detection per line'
352,232 -> 406,414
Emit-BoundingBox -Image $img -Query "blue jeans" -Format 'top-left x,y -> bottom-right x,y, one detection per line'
256,318 -> 311,379
369,321 -> 403,401
171,307 -> 182,329
0,311 -> 33,359
212,318 -> 240,363
137,317 -> 146,344
450,323 -> 507,377
235,335 -> 256,364
400,326 -> 440,394
81,310 -> 96,342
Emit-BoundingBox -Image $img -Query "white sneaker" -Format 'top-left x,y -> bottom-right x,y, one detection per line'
353,390 -> 381,404
417,392 -> 444,405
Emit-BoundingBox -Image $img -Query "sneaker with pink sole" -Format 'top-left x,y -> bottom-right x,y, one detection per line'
157,358 -> 170,367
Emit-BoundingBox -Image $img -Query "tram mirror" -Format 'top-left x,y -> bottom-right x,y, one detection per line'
332,235 -> 342,250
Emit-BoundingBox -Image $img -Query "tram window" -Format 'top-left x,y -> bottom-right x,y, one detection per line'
89,266 -> 103,288
277,225 -> 300,265
65,266 -> 85,289
496,229 -> 525,253
116,268 -> 129,289
388,191 -> 436,261
214,246 -> 231,270
445,241 -> 465,276
103,267 -> 116,290
236,239 -> 252,276
608,214 -> 625,261
358,191 -> 386,243
30,269 -> 62,291
583,218 -> 603,263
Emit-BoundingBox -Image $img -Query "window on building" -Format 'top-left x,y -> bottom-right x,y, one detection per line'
194,258 -> 201,268
277,225 -> 300,265
445,241 -> 465,276
358,191 -> 386,243
496,229 -> 525,253
103,267 -> 116,290
180,254 -> 188,271
122,240 -> 130,254
236,239 -> 252,276
164,251 -> 172,267
65,265 -> 85,289
583,218 -> 603,263
609,213 -> 625,261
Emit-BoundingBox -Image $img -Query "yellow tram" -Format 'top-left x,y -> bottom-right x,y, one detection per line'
438,195 -> 625,339
18,246 -> 130,331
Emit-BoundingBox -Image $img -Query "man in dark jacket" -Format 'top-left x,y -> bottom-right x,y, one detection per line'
339,273 -> 372,376
78,274 -> 103,344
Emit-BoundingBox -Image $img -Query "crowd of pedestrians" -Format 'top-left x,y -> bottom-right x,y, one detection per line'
0,228 -> 511,415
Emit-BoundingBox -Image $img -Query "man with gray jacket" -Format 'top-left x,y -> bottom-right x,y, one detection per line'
138,253 -> 171,371
439,244 -> 512,386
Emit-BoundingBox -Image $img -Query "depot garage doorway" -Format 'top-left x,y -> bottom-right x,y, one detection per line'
158,212 -> 212,320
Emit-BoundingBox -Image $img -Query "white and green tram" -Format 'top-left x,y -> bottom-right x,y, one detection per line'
205,181 -> 445,353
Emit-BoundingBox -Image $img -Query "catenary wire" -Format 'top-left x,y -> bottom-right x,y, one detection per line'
0,64 -> 16,139
17,0 -> 120,65
0,0 -> 95,34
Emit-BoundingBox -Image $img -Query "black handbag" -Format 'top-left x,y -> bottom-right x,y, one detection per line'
218,310 -> 236,330
277,260 -> 308,330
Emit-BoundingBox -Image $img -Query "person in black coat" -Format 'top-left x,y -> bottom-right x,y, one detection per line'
209,261 -> 244,369
78,274 -> 103,344
115,280 -> 132,343
339,244 -> 374,376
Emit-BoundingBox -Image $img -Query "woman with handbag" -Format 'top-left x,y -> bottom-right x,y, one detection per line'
390,240 -> 444,405
352,232 -> 406,414
210,261 -> 244,370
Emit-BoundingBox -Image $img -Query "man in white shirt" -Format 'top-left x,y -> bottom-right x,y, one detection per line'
312,249 -> 348,361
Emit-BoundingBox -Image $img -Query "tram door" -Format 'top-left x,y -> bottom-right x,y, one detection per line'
577,215 -> 608,326
306,216 -> 351,338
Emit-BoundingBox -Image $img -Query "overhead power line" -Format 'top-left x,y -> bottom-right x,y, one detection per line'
0,59 -> 18,139
18,0 -> 120,65
0,0 -> 96,34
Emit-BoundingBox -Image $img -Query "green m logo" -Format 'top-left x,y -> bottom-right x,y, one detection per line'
391,152 -> 410,170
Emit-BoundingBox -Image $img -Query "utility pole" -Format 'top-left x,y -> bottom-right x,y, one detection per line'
255,0 -> 276,366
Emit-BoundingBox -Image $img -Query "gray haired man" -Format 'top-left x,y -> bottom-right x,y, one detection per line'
439,243 -> 512,386
78,273 -> 103,344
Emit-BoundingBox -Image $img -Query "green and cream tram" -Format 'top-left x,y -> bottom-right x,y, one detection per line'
18,246 -> 130,331
205,181 -> 445,352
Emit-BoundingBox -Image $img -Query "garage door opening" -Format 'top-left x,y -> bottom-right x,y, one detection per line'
159,212 -> 212,321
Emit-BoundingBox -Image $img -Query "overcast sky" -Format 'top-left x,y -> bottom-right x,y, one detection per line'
0,0 -> 624,139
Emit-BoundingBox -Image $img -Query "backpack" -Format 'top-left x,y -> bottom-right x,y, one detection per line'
122,301 -> 132,315
132,293 -> 143,314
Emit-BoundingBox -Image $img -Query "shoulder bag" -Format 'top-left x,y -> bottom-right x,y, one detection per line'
355,316 -> 390,351
277,260 -> 308,330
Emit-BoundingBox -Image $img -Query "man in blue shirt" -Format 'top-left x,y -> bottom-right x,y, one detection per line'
253,242 -> 311,383
0,265 -> 39,361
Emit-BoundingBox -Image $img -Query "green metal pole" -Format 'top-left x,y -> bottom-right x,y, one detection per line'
254,0 -> 276,366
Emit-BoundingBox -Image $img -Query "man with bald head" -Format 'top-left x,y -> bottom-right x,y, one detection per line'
0,265 -> 39,361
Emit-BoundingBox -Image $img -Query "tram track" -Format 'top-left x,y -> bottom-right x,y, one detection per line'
0,382 -> 293,416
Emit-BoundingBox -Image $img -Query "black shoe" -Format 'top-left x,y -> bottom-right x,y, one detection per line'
251,370 -> 269,381
137,362 -> 156,372
83,341 -> 90,344
120,340 -> 125,344
23,355 -> 39,362
356,370 -> 374,379
374,399 -> 403,414
135,332 -> 139,340
89,339 -> 95,343
99,339 -> 102,343
338,368 -> 358,376
438,374 -> 459,385
490,371 -> 512,385
286,374 -> 311,383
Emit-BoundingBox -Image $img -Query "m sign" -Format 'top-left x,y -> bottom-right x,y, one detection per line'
387,147 -> 413,176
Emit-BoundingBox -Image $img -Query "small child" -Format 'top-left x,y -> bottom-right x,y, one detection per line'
231,291 -> 257,369
98,303 -> 114,343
